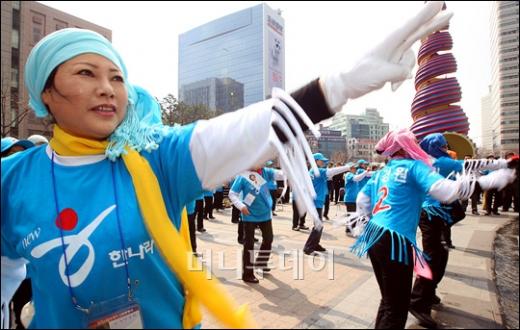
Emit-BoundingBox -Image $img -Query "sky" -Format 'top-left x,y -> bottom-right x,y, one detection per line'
39,1 -> 492,146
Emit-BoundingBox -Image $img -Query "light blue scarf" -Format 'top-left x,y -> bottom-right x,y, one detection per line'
24,28 -> 164,160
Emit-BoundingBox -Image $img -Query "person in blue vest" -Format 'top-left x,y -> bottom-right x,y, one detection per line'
229,166 -> 284,283
1,5 -> 457,327
350,128 -> 516,329
343,162 -> 371,213
303,153 -> 351,255
356,159 -> 372,191
408,133 -> 513,328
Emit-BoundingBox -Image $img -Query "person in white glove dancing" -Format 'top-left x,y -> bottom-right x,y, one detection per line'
1,2 -> 455,328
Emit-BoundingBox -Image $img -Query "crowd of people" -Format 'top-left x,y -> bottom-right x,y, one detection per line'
1,1 -> 518,329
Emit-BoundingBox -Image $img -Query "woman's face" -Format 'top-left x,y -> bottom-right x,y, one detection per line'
41,53 -> 128,140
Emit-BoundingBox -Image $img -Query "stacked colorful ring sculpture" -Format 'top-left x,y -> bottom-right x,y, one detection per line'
410,13 -> 470,142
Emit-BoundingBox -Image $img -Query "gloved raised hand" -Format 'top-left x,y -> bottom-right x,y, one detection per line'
320,1 -> 453,112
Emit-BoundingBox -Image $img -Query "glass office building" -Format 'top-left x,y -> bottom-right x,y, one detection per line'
178,3 -> 284,113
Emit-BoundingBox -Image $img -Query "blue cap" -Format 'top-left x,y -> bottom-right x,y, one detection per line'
357,159 -> 368,165
1,137 -> 34,153
313,153 -> 329,163
266,160 -> 274,166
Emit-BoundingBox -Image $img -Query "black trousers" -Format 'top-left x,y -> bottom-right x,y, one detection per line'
242,221 -> 273,276
231,205 -> 241,223
292,200 -> 306,228
485,188 -> 502,213
187,212 -> 197,252
502,180 -> 519,212
214,191 -> 224,210
195,199 -> 204,230
303,208 -> 323,252
333,184 -> 342,203
270,190 -> 277,211
323,194 -> 330,218
411,213 -> 449,313
368,231 -> 414,329
204,196 -> 214,218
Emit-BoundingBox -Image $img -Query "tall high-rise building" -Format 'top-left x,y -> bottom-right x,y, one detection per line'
489,1 -> 519,155
481,86 -> 494,153
178,3 -> 284,113
1,1 -> 111,138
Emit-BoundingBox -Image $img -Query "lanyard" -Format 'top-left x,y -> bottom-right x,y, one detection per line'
51,152 -> 133,313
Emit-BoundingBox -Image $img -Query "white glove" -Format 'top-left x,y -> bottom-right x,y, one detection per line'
320,1 -> 453,112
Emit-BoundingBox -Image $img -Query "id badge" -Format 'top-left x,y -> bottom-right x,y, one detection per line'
244,193 -> 256,206
86,294 -> 144,329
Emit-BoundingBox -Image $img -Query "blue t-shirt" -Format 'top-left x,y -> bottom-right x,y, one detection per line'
1,125 -> 203,328
360,159 -> 444,244
311,167 -> 328,209
422,156 -> 463,209
343,172 -> 359,203
230,168 -> 275,222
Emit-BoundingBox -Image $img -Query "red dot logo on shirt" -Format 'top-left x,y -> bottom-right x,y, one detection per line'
55,208 -> 78,231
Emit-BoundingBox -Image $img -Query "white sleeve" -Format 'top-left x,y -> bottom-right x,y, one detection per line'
428,168 -> 516,204
2,257 -> 27,329
356,192 -> 372,216
352,171 -> 369,182
189,100 -> 276,190
326,165 -> 351,179
428,179 -> 461,204
464,159 -> 508,172
228,189 -> 246,210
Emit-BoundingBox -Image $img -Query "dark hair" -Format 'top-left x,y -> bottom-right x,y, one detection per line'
43,67 -> 58,91
41,67 -> 60,121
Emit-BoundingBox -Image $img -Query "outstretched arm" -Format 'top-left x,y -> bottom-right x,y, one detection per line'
188,1 -> 454,229
326,165 -> 351,179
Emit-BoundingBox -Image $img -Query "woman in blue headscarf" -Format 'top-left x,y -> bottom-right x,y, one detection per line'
1,3 -> 459,328
409,132 -> 513,328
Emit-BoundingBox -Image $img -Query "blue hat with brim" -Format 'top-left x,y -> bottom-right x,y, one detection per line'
1,137 -> 34,153
357,159 -> 368,165
313,153 -> 329,164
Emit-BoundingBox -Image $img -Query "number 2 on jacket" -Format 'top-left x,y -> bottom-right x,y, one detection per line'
373,186 -> 391,215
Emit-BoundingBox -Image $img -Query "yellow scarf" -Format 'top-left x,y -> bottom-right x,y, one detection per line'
50,126 -> 254,329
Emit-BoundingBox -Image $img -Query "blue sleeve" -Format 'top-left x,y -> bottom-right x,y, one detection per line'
345,172 -> 354,183
231,177 -> 243,194
1,161 -> 20,259
413,161 -> 445,194
454,160 -> 464,173
153,124 -> 203,220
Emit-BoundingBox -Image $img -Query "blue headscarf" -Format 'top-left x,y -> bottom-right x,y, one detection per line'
419,133 -> 449,159
24,28 -> 164,160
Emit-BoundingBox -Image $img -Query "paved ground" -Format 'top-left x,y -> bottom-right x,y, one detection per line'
494,217 -> 519,329
194,203 -> 517,329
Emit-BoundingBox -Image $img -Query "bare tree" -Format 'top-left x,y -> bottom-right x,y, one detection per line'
160,94 -> 217,126
1,76 -> 30,138
331,150 -> 349,164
